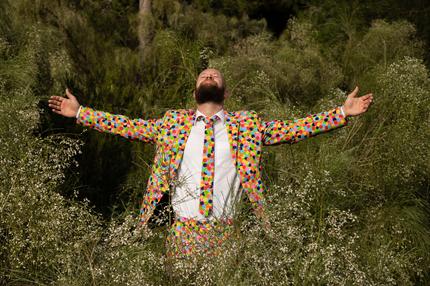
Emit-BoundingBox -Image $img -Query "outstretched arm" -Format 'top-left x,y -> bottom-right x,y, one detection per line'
262,86 -> 373,145
49,89 -> 161,143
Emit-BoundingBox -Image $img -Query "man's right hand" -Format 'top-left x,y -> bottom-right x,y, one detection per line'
48,88 -> 80,118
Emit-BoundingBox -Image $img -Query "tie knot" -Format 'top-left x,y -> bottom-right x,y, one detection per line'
198,115 -> 220,125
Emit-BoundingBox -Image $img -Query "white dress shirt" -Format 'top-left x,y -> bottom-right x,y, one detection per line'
172,109 -> 242,221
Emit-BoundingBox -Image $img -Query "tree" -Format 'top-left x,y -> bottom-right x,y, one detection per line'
138,0 -> 153,60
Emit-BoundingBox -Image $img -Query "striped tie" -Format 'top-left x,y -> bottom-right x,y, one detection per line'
199,115 -> 219,217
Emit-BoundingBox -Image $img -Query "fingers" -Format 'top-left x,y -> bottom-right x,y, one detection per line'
48,88 -> 77,116
347,86 -> 359,99
361,94 -> 374,108
48,96 -> 63,109
48,96 -> 63,113
49,96 -> 64,103
361,94 -> 372,101
65,88 -> 76,100
48,102 -> 61,111
361,97 -> 373,112
51,108 -> 62,114
48,100 -> 60,107
48,96 -> 62,107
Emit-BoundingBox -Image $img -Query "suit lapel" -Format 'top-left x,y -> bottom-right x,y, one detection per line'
224,110 -> 238,167
170,109 -> 195,178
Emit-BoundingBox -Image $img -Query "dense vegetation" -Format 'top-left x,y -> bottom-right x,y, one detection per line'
1,0 -> 429,285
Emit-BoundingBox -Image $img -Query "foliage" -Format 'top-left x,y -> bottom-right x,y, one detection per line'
0,0 -> 429,285
0,22 -> 100,283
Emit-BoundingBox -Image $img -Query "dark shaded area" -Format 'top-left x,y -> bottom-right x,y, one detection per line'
246,0 -> 309,36
78,134 -> 133,217
188,0 -> 307,36
359,0 -> 430,65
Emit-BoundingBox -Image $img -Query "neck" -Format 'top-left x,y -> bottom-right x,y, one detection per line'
196,102 -> 224,118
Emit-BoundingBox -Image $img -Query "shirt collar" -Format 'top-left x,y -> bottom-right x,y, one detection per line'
194,108 -> 225,125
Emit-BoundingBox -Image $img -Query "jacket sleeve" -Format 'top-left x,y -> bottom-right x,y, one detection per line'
76,106 -> 162,143
261,106 -> 347,146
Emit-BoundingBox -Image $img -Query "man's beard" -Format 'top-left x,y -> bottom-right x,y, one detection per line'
195,81 -> 225,104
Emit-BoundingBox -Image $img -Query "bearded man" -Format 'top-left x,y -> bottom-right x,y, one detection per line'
48,68 -> 373,257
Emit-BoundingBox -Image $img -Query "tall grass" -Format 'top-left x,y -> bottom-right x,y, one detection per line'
1,1 -> 429,285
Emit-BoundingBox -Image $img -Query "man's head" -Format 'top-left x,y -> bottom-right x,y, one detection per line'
194,68 -> 227,104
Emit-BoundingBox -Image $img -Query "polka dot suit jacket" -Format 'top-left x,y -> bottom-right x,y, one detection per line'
77,106 -> 347,225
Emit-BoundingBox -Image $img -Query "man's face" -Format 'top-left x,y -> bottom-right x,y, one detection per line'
196,69 -> 224,90
194,69 -> 226,104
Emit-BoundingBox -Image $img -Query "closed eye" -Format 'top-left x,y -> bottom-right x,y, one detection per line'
200,74 -> 219,78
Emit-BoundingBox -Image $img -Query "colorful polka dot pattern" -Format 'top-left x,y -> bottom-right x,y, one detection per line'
198,115 -> 220,217
166,217 -> 234,258
76,106 -> 347,226
77,106 -> 161,143
262,107 -> 347,145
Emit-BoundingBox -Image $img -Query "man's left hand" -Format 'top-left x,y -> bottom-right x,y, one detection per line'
342,86 -> 373,117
